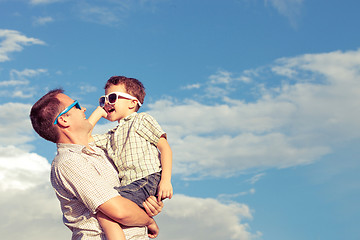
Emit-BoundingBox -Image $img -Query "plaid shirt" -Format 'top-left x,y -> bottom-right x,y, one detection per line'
51,143 -> 148,240
93,112 -> 165,186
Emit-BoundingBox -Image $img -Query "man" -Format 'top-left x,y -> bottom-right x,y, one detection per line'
30,89 -> 162,239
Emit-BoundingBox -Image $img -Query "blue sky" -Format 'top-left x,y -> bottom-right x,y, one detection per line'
1,0 -> 360,239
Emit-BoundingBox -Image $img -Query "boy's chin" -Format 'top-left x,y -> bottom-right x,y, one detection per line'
106,116 -> 118,122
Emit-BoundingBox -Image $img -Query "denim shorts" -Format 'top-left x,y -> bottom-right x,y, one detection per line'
115,172 -> 161,209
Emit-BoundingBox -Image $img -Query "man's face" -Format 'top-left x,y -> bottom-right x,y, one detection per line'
56,93 -> 91,132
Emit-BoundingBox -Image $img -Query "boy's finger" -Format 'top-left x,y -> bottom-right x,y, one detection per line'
157,192 -> 162,202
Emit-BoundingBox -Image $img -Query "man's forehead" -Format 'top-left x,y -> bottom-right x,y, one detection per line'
56,93 -> 74,104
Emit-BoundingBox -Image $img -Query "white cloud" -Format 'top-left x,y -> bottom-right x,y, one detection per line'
33,16 -> 54,26
30,0 -> 62,5
0,145 -> 50,191
0,145 -> 259,240
80,84 -> 97,93
182,83 -> 201,90
209,70 -> 251,84
0,103 -> 35,147
0,79 -> 29,86
78,2 -> 124,25
13,90 -> 35,98
156,194 -> 261,240
169,133 -> 330,177
218,188 -> 256,200
76,0 -> 165,25
195,70 -> 254,100
247,173 -> 266,184
0,145 -> 70,239
0,29 -> 45,62
10,68 -> 48,80
265,0 -> 303,26
139,49 -> 360,178
0,68 -> 48,98
209,70 -> 233,84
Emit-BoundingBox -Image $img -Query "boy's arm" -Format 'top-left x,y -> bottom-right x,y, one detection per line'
88,106 -> 107,142
157,136 -> 173,202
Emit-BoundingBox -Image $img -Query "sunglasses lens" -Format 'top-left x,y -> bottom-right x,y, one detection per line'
108,93 -> 117,104
99,97 -> 105,107
75,102 -> 81,110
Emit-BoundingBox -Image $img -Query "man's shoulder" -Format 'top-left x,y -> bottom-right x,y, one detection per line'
52,150 -> 75,172
52,144 -> 87,168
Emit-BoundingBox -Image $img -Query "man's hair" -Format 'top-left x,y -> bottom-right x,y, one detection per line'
105,76 -> 146,110
30,89 -> 64,143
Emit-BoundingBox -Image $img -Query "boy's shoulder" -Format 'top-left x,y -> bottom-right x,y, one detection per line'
135,112 -> 156,120
137,112 -> 152,118
130,112 -> 161,129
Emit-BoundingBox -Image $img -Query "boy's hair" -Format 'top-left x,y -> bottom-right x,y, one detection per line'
105,76 -> 146,111
30,89 -> 64,143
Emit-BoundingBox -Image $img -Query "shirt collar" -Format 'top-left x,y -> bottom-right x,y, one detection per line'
57,143 -> 85,150
57,142 -> 101,155
117,112 -> 137,127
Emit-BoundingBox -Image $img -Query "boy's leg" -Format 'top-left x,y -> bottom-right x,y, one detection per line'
116,172 -> 161,209
97,211 -> 126,240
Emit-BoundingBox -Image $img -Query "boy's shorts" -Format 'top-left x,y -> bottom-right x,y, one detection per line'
115,172 -> 161,209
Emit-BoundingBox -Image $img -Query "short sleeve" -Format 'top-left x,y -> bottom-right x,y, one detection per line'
93,132 -> 111,150
135,113 -> 166,146
53,154 -> 119,213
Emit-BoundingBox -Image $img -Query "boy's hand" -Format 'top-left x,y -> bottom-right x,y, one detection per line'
88,106 -> 107,127
157,180 -> 173,202
96,106 -> 108,118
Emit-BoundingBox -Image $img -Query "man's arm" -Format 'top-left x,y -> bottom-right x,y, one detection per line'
97,195 -> 160,238
143,196 -> 164,217
97,195 -> 154,226
157,136 -> 173,202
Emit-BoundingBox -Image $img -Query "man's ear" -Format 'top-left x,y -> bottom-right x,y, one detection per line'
56,115 -> 70,127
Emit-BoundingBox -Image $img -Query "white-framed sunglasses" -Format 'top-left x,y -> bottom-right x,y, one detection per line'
99,92 -> 142,107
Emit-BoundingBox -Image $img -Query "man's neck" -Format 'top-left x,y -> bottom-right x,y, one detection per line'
57,132 -> 91,149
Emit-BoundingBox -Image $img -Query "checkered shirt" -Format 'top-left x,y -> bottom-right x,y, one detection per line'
93,112 -> 165,186
51,143 -> 148,240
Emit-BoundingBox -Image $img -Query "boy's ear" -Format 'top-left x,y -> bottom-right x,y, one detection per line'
129,99 -> 138,109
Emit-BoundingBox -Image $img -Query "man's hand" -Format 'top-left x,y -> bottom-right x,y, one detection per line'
143,196 -> 163,217
147,219 -> 159,238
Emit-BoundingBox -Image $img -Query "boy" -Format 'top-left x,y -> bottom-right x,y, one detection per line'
89,76 -> 173,240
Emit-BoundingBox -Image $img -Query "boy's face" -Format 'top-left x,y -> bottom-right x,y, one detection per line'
104,84 -> 136,122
